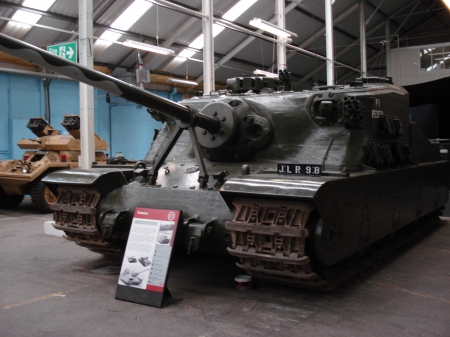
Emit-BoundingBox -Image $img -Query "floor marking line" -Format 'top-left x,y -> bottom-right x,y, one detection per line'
373,282 -> 450,305
0,219 -> 50,228
0,214 -> 51,221
421,246 -> 450,254
4,284 -> 97,309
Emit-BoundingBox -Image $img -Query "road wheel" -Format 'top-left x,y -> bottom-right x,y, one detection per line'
0,186 -> 24,209
30,178 -> 57,213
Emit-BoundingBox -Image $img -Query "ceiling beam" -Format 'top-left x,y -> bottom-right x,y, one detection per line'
298,0 -> 444,84
255,2 -> 359,86
292,3 -> 378,53
394,0 -> 422,35
297,20 -> 386,84
0,0 -> 193,51
335,0 -> 450,83
0,1 -> 78,23
420,0 -> 448,28
0,1 -> 283,81
194,0 -> 301,83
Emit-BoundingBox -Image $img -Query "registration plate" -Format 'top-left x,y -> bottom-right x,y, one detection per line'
277,164 -> 322,176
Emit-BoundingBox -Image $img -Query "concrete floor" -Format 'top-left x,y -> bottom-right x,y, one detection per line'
1,197 -> 450,337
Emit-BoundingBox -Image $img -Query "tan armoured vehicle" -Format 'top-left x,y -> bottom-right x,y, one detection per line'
0,115 -> 108,213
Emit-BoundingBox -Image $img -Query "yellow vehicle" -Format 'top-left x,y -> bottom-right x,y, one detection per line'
0,115 -> 107,213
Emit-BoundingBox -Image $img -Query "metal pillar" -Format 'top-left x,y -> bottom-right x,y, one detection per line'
385,20 -> 391,76
298,20 -> 386,85
276,0 -> 287,72
360,0 -> 367,77
202,0 -> 214,94
196,1 -> 301,83
79,0 -> 95,169
325,0 -> 335,85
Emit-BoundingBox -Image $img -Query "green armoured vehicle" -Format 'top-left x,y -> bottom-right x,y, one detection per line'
0,116 -> 108,213
1,33 -> 448,290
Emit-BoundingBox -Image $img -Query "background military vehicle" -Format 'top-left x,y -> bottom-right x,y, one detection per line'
0,115 -> 107,213
0,33 -> 448,290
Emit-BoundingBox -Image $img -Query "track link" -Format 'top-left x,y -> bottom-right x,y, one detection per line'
50,186 -> 123,255
226,197 -> 442,291
225,198 -> 330,290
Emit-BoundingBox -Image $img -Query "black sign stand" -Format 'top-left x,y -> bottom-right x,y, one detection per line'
115,284 -> 181,308
115,208 -> 182,308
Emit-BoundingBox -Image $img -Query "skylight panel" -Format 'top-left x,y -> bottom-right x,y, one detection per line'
99,31 -> 123,43
95,0 -> 153,48
222,0 -> 257,21
11,11 -> 41,26
9,0 -> 56,27
189,35 -> 204,50
178,49 -> 196,59
174,0 -> 258,63
111,0 -> 153,31
22,0 -> 56,11
213,25 -> 225,37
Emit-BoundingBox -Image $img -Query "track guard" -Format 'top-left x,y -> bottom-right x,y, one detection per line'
42,168 -> 134,198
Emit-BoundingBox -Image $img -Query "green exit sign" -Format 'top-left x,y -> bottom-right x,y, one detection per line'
46,41 -> 77,63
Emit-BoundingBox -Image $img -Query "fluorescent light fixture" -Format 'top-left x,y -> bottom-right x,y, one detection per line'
167,78 -> 198,86
253,69 -> 278,78
123,40 -> 175,55
249,18 -> 298,38
444,0 -> 450,10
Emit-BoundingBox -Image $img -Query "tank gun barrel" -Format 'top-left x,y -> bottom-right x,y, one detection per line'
0,33 -> 220,134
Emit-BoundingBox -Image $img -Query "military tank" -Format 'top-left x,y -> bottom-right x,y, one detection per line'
119,269 -> 143,286
1,33 -> 448,290
0,115 -> 108,213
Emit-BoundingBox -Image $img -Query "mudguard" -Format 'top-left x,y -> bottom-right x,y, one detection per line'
220,175 -> 331,208
314,161 -> 450,265
42,168 -> 134,197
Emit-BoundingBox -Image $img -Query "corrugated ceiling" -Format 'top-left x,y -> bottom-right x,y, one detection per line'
0,0 -> 449,88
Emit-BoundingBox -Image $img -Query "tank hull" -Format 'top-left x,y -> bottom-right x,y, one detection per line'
45,159 -> 449,262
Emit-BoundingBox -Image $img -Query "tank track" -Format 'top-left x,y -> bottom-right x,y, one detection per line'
51,187 -> 441,286
50,186 -> 124,256
226,198 -> 442,291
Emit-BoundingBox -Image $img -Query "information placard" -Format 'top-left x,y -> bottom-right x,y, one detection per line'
115,208 -> 182,308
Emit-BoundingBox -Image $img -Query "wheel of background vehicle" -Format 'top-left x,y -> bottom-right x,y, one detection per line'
30,177 -> 57,213
0,186 -> 24,209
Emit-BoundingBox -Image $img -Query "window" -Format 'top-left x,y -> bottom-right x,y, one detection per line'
419,46 -> 450,72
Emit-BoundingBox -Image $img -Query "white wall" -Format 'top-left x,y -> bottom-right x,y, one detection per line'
390,42 -> 450,86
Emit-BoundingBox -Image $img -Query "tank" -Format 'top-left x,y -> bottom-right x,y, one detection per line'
1,33 -> 448,290
138,256 -> 151,267
0,115 -> 108,213
127,256 -> 137,263
119,269 -> 143,286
